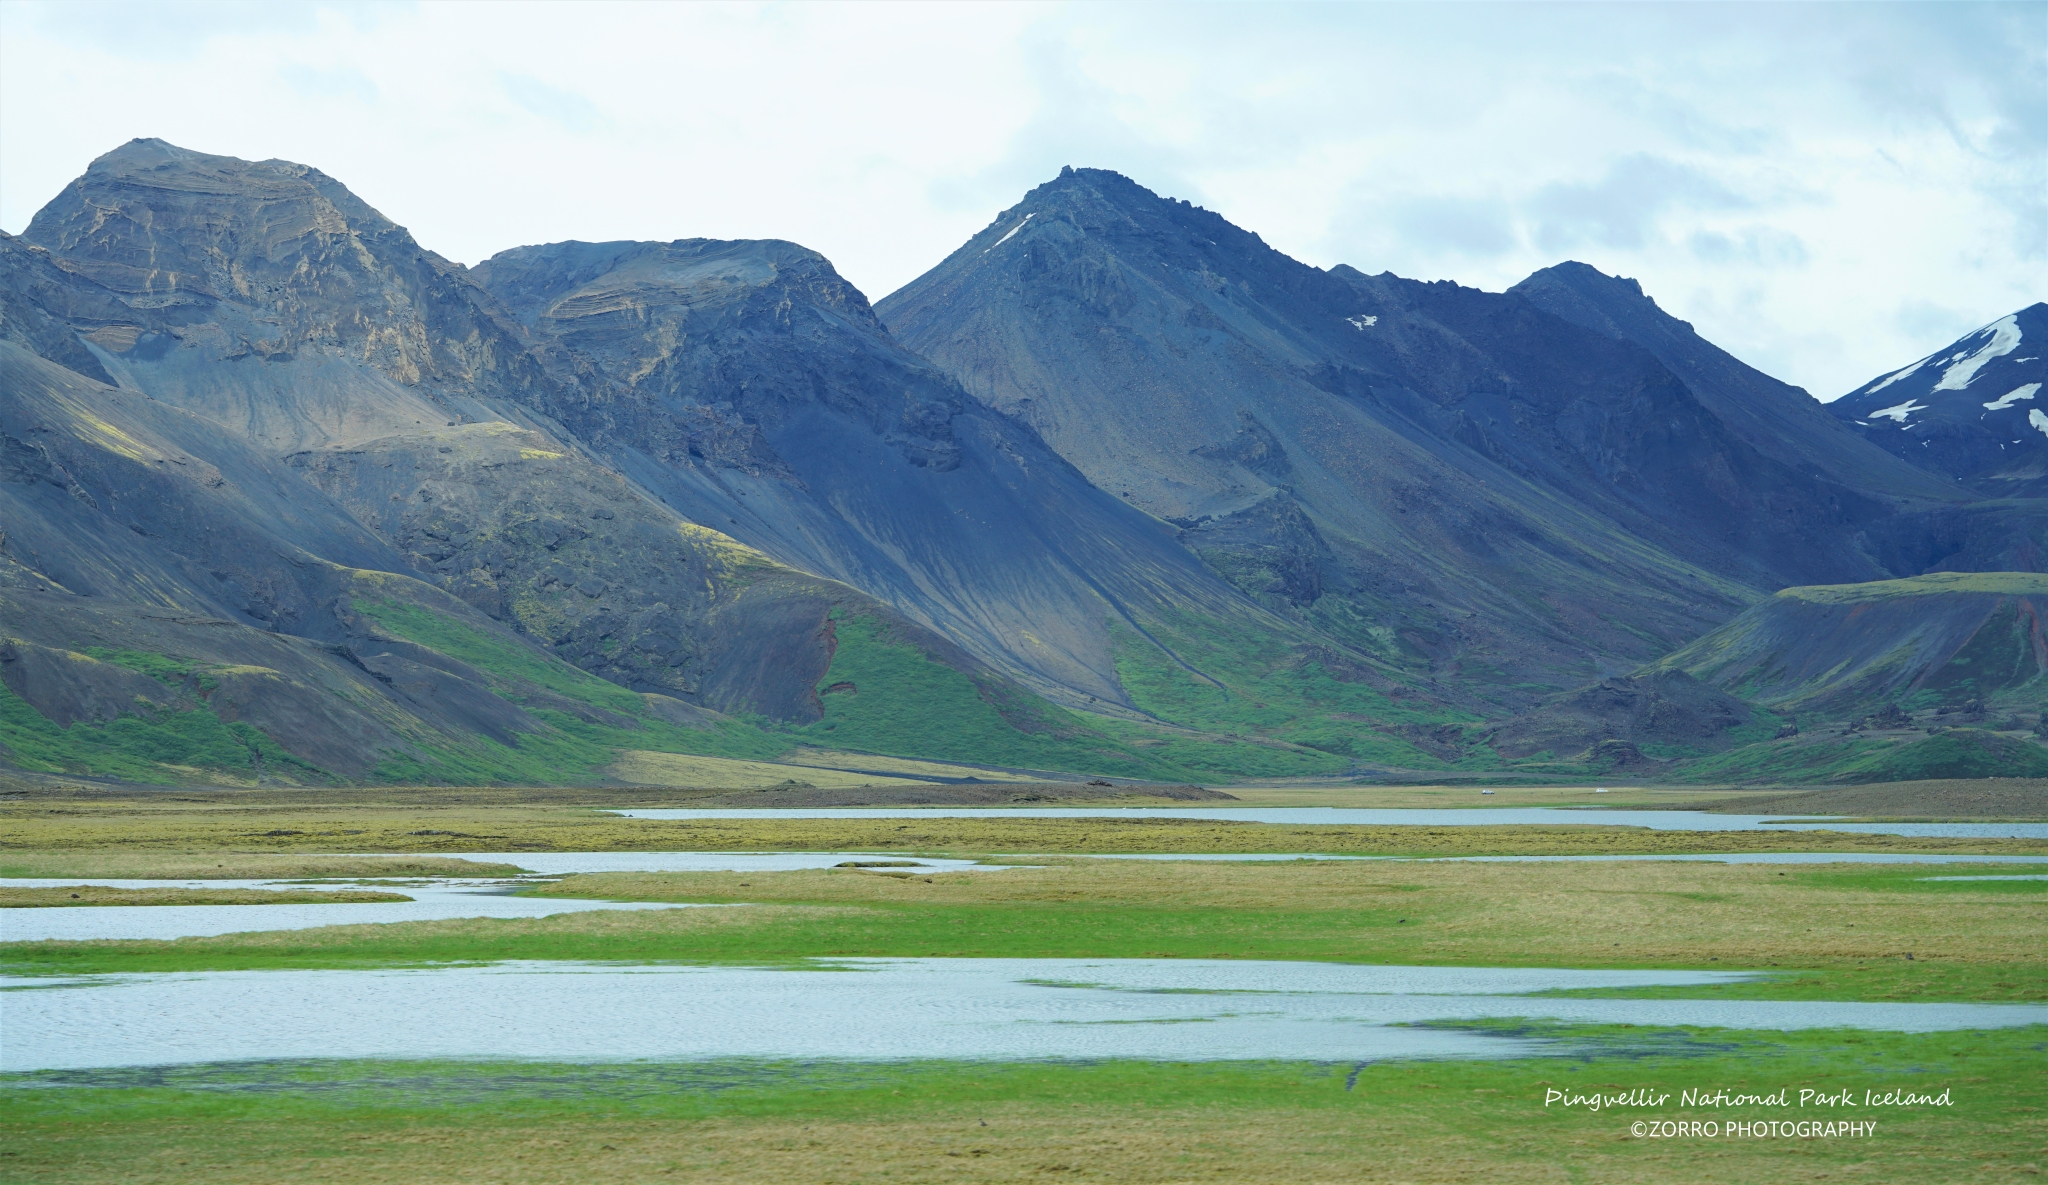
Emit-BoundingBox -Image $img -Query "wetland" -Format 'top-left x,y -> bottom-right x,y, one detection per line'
3,784 -> 2044,1183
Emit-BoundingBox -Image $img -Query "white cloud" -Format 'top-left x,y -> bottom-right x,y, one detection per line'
0,0 -> 2039,400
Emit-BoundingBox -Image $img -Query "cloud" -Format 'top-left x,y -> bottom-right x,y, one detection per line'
0,0 -> 2039,400
499,73 -> 605,133
1528,154 -> 1750,253
925,27 -> 1210,223
281,64 -> 378,106
11,0 -> 389,59
1687,226 -> 1809,268
1380,195 -> 1519,259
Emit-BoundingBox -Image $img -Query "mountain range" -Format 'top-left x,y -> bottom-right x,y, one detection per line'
2,140 -> 2042,788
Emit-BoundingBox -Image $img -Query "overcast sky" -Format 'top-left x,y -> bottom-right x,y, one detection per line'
1,1 -> 2040,400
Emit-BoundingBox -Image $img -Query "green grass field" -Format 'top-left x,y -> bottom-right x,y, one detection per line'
4,1027 -> 2039,1184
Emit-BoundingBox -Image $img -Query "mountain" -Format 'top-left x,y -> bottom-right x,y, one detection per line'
877,168 -> 2037,702
466,236 -> 1306,712
1508,262 -> 1968,502
0,338 -> 789,784
6,142 -> 2040,788
0,140 -> 1419,785
1829,305 -> 2048,497
4,142 -> 918,724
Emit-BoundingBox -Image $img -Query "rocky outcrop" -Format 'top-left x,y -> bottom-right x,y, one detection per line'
1488,670 -> 1764,759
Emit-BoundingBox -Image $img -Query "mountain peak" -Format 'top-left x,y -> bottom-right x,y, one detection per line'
1830,302 -> 2048,495
930,167 -> 1273,288
1510,261 -> 1669,328
24,139 -> 408,295
1511,260 -> 1965,500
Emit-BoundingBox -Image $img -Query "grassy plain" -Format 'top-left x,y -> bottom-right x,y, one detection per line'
8,859 -> 2043,1003
7,792 -> 2045,859
5,1027 -> 2042,1184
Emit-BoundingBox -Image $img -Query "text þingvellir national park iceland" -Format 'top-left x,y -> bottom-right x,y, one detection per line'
1,4 -> 2043,1182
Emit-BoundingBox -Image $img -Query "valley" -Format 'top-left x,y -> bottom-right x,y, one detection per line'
2,137 -> 2043,1185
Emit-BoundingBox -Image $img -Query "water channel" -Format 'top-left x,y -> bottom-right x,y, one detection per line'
608,807 -> 2048,839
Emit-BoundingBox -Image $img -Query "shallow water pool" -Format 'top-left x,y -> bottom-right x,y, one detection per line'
7,959 -> 2041,1071
0,880 -> 724,943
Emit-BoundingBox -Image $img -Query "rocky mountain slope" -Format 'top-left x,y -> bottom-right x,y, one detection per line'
467,236 -> 1304,711
1830,305 -> 2048,497
878,169 -> 2040,704
0,141 -> 1430,785
4,142 -> 2041,787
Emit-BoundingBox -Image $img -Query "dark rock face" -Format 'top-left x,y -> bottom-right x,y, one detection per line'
281,418 -> 873,715
0,344 -> 538,775
1515,267 -> 2047,572
0,234 -> 126,385
1508,262 -> 1965,501
877,168 -> 2015,694
475,239 -> 962,475
17,138 -> 554,454
1488,670 -> 1761,759
1829,305 -> 2048,497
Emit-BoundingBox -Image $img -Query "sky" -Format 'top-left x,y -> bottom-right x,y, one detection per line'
1,1 -> 2040,401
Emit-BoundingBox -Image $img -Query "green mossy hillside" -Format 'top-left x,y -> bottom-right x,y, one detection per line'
1669,727 -> 2048,785
0,679 -> 320,785
354,599 -> 789,785
1107,610 -> 1488,773
784,614 -> 1339,780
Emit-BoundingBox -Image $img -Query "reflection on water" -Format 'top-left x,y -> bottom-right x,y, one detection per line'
7,959 -> 2043,1072
608,807 -> 2048,839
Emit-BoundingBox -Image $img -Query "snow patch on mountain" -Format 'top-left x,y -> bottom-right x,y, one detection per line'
1984,383 -> 2042,412
1861,355 -> 1930,396
2032,409 -> 2048,440
983,213 -> 1034,254
1869,398 -> 1926,424
1933,314 -> 2023,392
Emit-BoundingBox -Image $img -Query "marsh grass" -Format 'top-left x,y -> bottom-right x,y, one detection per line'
3,1026 -> 2041,1184
6,795 -> 2045,859
10,860 -> 2042,1000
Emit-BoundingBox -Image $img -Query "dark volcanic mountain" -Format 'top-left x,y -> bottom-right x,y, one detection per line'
1508,262 -> 1967,502
468,237 -> 1289,707
6,141 -> 2042,787
1829,305 -> 2048,497
877,168 -> 2037,698
3,141 -> 928,724
1,140 -> 1414,786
